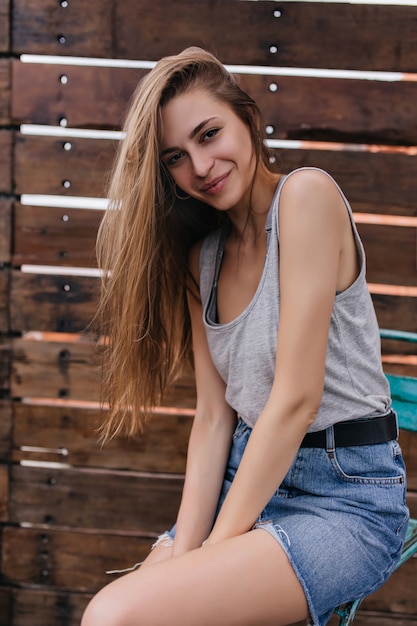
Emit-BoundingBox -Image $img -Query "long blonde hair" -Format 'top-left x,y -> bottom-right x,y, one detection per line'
97,47 -> 274,440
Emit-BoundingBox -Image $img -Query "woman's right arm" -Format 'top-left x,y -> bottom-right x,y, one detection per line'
171,242 -> 237,557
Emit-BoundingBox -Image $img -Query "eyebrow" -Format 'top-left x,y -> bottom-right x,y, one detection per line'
160,116 -> 219,158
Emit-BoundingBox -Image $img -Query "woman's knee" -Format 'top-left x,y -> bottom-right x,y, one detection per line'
81,585 -> 131,626
81,570 -> 159,626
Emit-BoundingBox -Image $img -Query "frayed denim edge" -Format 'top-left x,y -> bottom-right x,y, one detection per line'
253,520 -> 321,626
105,532 -> 174,575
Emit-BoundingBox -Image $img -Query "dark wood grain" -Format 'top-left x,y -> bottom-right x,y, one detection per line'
14,134 -> 116,197
0,130 -> 12,194
0,338 -> 11,391
7,588 -> 90,626
0,464 -> 8,522
9,464 -> 182,532
278,149 -> 417,215
358,224 -> 417,286
373,295 -> 417,334
0,199 -> 11,263
12,138 -> 417,216
359,554 -> 417,616
6,591 -> 417,626
12,0 -> 113,59
0,0 -> 9,52
0,587 -> 12,626
0,60 -> 10,124
11,335 -> 101,401
12,61 -> 145,129
0,269 -> 9,332
13,204 -> 101,268
0,401 -> 11,463
2,526 -> 154,591
10,336 -> 196,407
12,63 -> 417,146
12,403 -> 191,473
11,0 -> 417,71
4,3 -> 417,624
10,271 -> 99,333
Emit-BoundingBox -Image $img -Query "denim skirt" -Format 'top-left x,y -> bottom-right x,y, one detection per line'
164,417 -> 409,626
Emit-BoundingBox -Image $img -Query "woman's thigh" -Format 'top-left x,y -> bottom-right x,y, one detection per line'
81,529 -> 308,626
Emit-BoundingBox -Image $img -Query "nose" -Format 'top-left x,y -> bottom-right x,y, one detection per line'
190,150 -> 214,178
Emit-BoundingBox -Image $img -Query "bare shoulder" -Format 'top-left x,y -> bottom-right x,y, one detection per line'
279,168 -> 347,227
281,168 -> 343,203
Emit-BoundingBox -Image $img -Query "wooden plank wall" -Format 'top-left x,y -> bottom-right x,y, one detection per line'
0,1 -> 416,624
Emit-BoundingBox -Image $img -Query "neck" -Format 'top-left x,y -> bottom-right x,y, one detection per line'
227,166 -> 281,240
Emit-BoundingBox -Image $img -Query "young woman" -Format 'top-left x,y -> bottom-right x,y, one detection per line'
81,47 -> 408,626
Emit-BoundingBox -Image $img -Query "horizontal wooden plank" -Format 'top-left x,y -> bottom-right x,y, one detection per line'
10,271 -> 415,338
0,337 -> 11,391
0,400 -> 12,463
406,492 -> 416,520
6,336 -> 413,410
245,75 -> 417,145
13,147 -> 417,218
8,588 -> 90,626
279,149 -> 417,215
358,224 -> 417,287
12,64 -> 417,146
360,551 -> 417,616
383,363 -> 417,381
348,613 -> 417,626
0,464 -> 8,522
2,596 -> 416,626
0,130 -> 12,194
0,60 -> 10,124
2,526 -> 153,591
12,0 -> 114,59
13,204 -> 102,268
12,62 -> 146,129
0,198 -> 11,263
10,402 -> 415,485
3,597 -> 417,626
373,295 -> 417,334
0,586 -> 12,626
0,268 -> 9,333
0,0 -> 9,52
11,1 -> 417,72
2,524 -> 417,615
9,464 -> 182,532
14,134 -> 115,197
9,237 -> 417,337
10,336 -> 196,407
12,403 -> 191,473
10,271 -> 99,333
11,335 -> 100,401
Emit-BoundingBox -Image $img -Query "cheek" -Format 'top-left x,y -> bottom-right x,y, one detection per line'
172,169 -> 192,191
232,131 -> 253,165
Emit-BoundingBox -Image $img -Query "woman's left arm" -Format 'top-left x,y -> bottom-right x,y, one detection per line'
205,169 -> 352,544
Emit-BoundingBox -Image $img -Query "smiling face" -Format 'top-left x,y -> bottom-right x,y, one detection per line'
160,88 -> 257,213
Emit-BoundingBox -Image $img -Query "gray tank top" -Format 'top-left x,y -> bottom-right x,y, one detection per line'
199,167 -> 391,432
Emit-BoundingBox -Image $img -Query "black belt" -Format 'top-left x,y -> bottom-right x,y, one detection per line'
300,412 -> 397,448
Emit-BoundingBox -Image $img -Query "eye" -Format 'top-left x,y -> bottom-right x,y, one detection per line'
166,152 -> 184,167
202,127 -> 220,142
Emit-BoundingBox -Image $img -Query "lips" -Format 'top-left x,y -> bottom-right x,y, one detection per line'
200,172 -> 230,194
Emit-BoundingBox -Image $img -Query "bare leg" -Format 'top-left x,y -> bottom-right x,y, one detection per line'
81,529 -> 309,626
140,537 -> 173,568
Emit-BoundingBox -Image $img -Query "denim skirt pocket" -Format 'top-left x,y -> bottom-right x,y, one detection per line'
328,440 -> 406,485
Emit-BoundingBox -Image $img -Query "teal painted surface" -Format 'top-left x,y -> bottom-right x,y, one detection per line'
380,329 -> 417,343
386,374 -> 417,432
